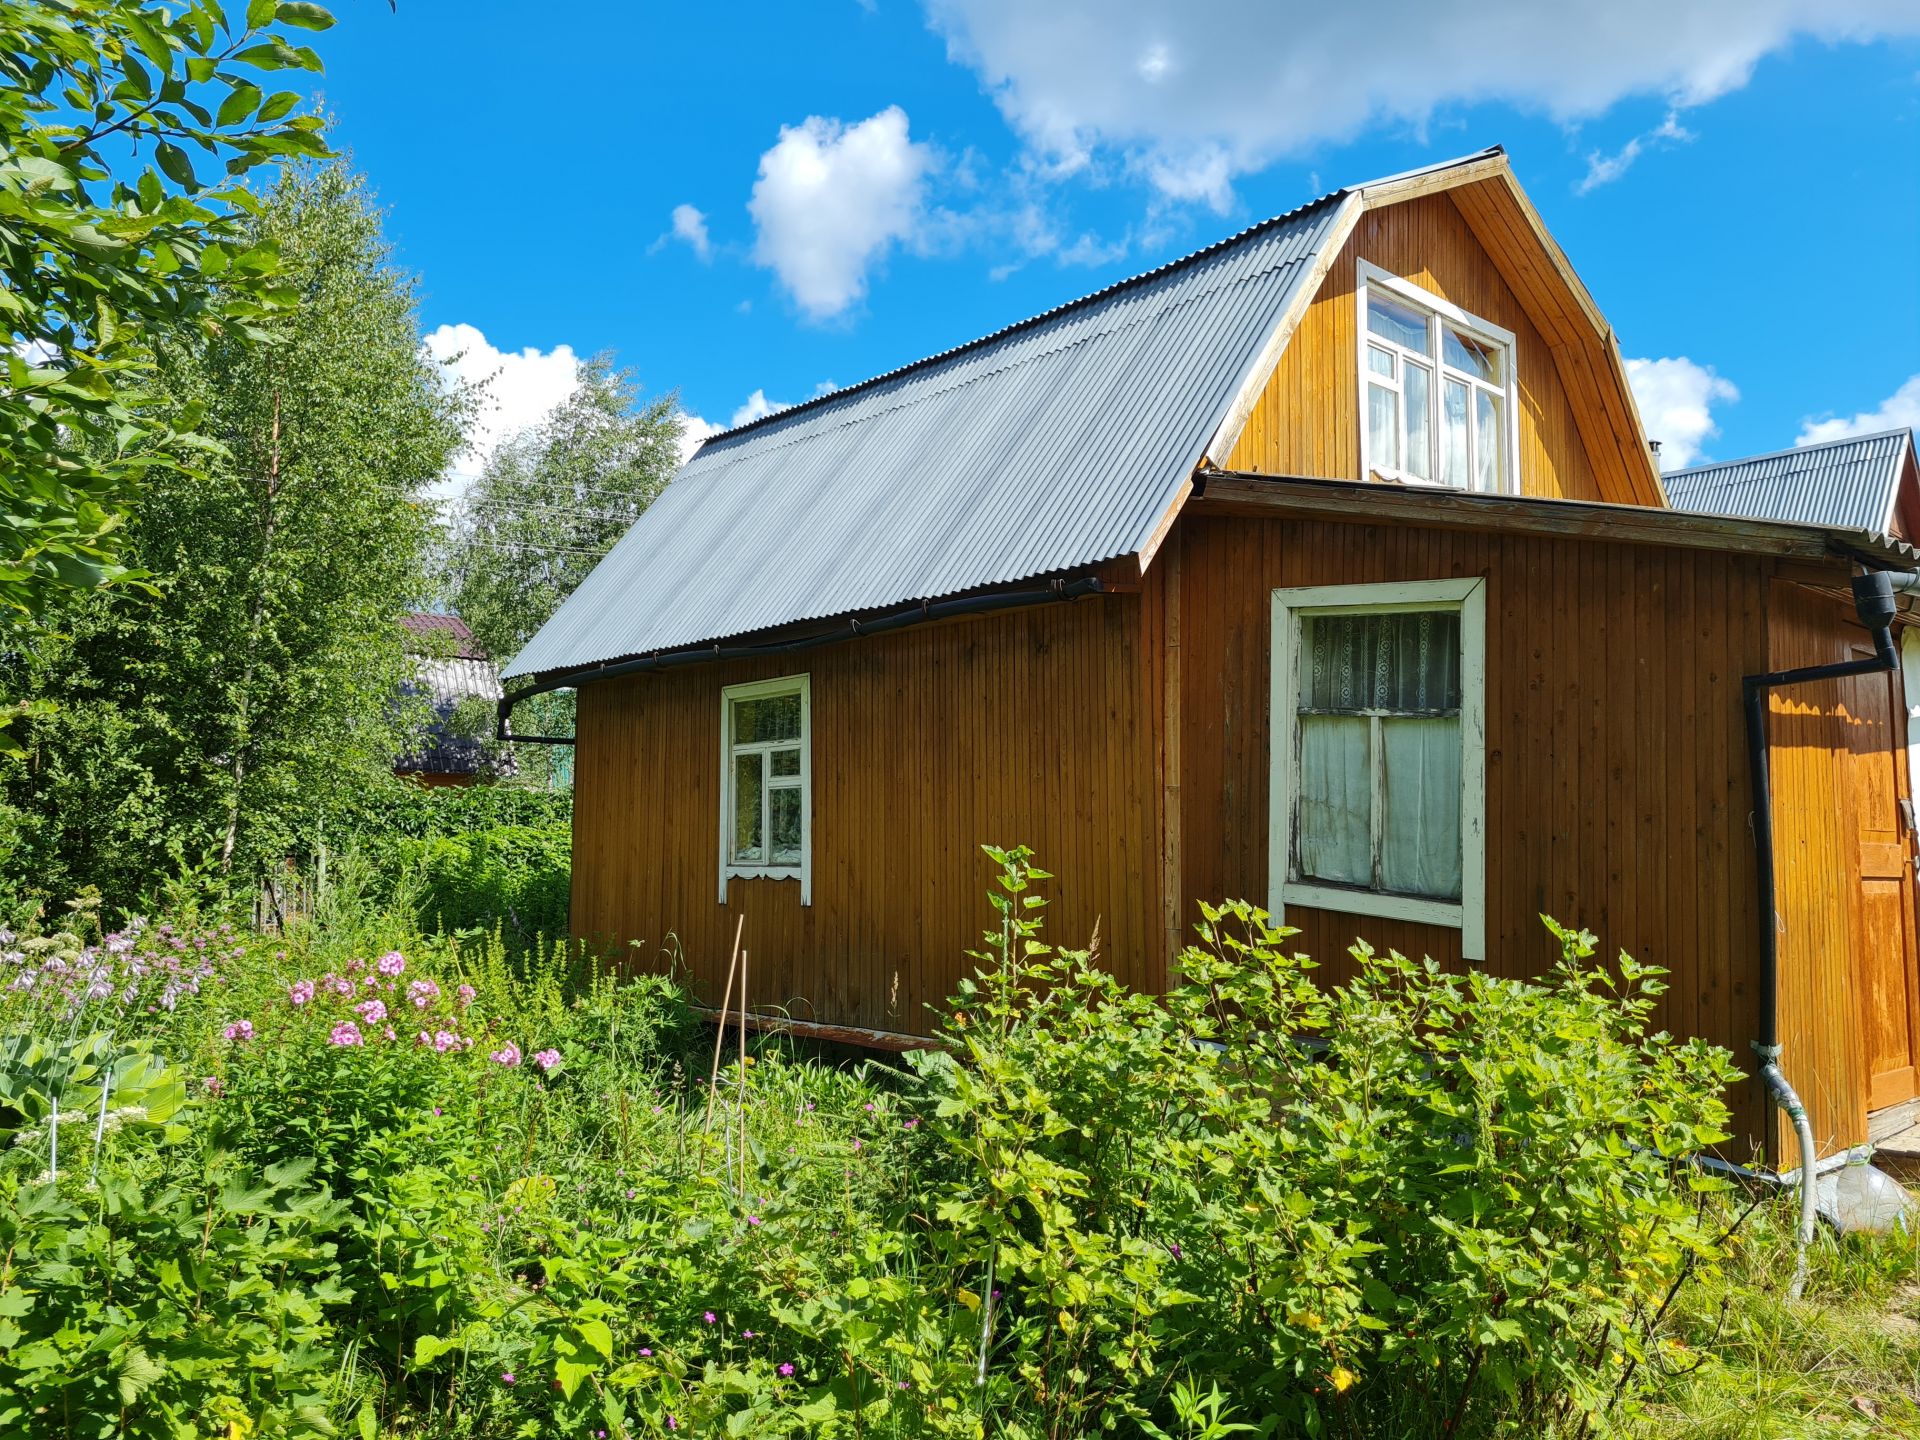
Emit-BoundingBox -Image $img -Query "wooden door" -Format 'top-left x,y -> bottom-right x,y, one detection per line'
1839,654 -> 1920,1113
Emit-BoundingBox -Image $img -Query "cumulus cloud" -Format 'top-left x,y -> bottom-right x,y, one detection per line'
1625,356 -> 1739,470
1797,374 -> 1920,446
676,385 -> 839,462
670,203 -> 713,261
750,105 -> 934,319
924,1 -> 1920,206
422,323 -> 581,498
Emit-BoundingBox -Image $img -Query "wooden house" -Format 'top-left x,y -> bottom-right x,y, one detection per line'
504,149 -> 1920,1162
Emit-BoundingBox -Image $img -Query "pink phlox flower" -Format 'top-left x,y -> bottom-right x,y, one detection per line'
355,998 -> 388,1025
456,983 -> 476,1008
329,1021 -> 364,1047
328,976 -> 353,997
222,1019 -> 253,1042
488,1041 -> 522,1067
407,977 -> 440,1009
203,1075 -> 225,1096
377,950 -> 406,977
383,1025 -> 397,1041
288,979 -> 314,1007
346,958 -> 366,973
532,1047 -> 560,1072
433,1029 -> 458,1054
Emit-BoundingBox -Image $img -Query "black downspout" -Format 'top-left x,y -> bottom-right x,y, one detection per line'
495,574 -> 1107,744
1741,567 -> 1899,1294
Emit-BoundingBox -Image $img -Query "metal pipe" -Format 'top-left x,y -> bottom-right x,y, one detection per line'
495,574 -> 1106,743
1741,568 -> 1899,1298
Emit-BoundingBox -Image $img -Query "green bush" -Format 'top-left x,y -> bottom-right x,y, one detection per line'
404,821 -> 571,948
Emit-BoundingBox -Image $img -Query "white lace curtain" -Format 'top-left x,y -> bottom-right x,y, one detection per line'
1295,610 -> 1463,901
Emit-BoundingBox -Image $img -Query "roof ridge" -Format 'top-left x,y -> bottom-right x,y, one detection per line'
694,147 -> 1503,453
1665,426 -> 1916,478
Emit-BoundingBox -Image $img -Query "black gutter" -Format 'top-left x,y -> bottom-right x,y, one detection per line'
495,574 -> 1107,744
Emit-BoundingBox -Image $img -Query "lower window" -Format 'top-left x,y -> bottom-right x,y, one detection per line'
718,674 -> 811,903
1269,579 -> 1485,957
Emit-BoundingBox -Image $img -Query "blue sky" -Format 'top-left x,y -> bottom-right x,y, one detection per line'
298,1 -> 1920,485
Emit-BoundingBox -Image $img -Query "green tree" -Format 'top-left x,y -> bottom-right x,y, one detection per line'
0,156 -> 466,907
0,0 -> 338,630
442,358 -> 683,787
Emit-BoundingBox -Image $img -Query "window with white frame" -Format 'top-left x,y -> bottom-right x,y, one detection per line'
1268,578 -> 1486,959
1358,260 -> 1517,495
718,675 -> 811,902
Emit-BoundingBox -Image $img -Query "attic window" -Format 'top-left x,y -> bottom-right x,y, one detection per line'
718,675 -> 811,903
1357,260 -> 1517,494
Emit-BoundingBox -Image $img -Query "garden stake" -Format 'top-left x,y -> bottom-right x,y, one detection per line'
702,916 -> 745,1133
737,948 -> 749,1196
975,1244 -> 997,1387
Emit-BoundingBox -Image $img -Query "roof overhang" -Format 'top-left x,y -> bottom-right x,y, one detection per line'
1191,469 -> 1918,571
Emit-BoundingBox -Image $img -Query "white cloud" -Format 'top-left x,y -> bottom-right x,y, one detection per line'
676,385 -> 838,462
422,323 -> 581,498
1577,110 -> 1694,193
750,105 -> 934,319
1625,356 -> 1739,470
1797,374 -> 1920,446
924,1 -> 1920,206
670,203 -> 713,261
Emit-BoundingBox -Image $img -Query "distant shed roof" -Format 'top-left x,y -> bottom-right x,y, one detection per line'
1662,429 -> 1918,533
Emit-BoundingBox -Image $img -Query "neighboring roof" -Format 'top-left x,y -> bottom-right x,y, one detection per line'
506,146 -> 1649,681
1662,429 -> 1918,533
401,611 -> 487,660
397,613 -> 505,775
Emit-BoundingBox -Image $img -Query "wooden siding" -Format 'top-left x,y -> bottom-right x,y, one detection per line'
1167,512 -> 1781,1151
1223,191 -> 1619,504
571,597 -> 1160,1035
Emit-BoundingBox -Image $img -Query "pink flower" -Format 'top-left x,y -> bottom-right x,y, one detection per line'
489,1042 -> 522,1067
407,977 -> 440,1009
377,950 -> 406,977
703,1311 -> 717,1325
288,980 -> 314,1007
638,1347 -> 652,1357
456,983 -> 476,1009
499,1371 -> 514,1385
328,976 -> 353,997
203,1075 -> 225,1097
433,1029 -> 459,1054
223,1019 -> 253,1042
383,1025 -> 397,1042
779,1362 -> 795,1377
355,998 -> 388,1025
903,1117 -> 919,1130
329,1021 -> 364,1047
747,1215 -> 762,1227
532,1047 -> 561,1072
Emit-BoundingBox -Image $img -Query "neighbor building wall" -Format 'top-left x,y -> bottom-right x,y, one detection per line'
1223,190 -> 1620,504
570,595 -> 1160,1036
1164,511 -> 1783,1151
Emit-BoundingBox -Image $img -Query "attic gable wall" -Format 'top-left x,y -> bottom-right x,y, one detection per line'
1223,190 -> 1639,505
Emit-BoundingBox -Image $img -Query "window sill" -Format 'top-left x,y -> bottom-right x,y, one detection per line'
720,864 -> 811,906
1280,880 -> 1462,931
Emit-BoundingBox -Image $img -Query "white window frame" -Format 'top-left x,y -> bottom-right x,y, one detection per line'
717,674 -> 812,904
1268,577 -> 1487,960
1356,259 -> 1519,496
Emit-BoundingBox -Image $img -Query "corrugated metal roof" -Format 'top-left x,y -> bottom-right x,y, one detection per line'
1662,428 -> 1916,532
503,197 -> 1384,677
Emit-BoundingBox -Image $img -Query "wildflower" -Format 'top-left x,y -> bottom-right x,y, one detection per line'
852,1139 -> 863,1152
355,998 -> 388,1025
1169,1241 -> 1182,1260
903,1117 -> 919,1130
204,1076 -> 225,1097
779,1362 -> 794,1377
638,1347 -> 653,1357
383,1025 -> 397,1042
407,977 -> 440,1009
377,950 -> 406,977
223,1019 -> 254,1042
666,1419 -> 677,1432
328,976 -> 353,997
747,1214 -> 762,1227
626,1188 -> 636,1199
500,1371 -> 514,1386
1331,1365 -> 1357,1394
743,1329 -> 755,1338
288,979 -> 315,1006
457,983 -> 476,1008
703,1311 -> 717,1325
863,1102 -> 875,1112
329,1021 -> 364,1047
532,1047 -> 561,1072
433,1029 -> 459,1053
489,1042 -> 522,1067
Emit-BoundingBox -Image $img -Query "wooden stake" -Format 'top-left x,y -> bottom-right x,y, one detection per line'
736,948 -> 749,1195
702,916 -> 745,1133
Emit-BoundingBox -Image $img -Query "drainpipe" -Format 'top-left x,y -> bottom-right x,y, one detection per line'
1742,568 -> 1899,1298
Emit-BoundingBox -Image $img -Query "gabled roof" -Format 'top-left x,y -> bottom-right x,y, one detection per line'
506,147 -> 1649,682
1662,429 -> 1918,534
401,610 -> 487,660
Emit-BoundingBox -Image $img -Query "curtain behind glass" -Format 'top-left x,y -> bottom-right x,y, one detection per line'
1301,612 -> 1461,714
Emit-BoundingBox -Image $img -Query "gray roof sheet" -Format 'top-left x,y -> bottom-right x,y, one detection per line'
1662,428 -> 1916,532
501,174 -> 1396,678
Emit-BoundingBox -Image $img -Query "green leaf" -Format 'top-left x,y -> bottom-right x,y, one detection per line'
576,1319 -> 613,1361
276,2 -> 337,29
217,82 -> 263,127
256,89 -> 302,123
247,0 -> 279,24
554,1357 -> 594,1401
117,1348 -> 165,1407
155,143 -> 197,190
